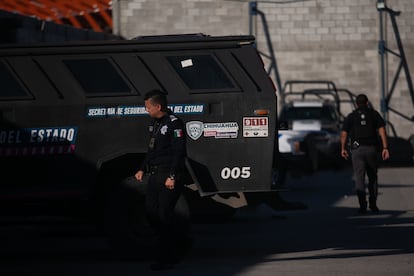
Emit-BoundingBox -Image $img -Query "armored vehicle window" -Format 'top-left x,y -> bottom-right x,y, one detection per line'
63,59 -> 131,95
167,55 -> 236,92
0,62 -> 30,99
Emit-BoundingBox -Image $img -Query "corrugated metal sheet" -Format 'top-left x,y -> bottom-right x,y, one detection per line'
0,0 -> 112,33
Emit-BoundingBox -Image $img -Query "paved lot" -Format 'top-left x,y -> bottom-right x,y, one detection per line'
1,166 -> 413,275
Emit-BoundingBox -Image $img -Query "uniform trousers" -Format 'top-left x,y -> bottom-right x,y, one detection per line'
145,168 -> 187,263
351,145 -> 378,198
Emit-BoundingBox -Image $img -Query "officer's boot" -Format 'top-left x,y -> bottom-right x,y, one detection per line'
368,182 -> 379,212
356,190 -> 367,214
369,196 -> 379,212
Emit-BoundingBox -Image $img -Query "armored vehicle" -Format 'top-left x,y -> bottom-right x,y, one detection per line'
0,34 -> 282,249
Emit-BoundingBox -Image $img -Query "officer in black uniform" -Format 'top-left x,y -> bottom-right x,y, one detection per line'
340,94 -> 390,213
135,89 -> 191,270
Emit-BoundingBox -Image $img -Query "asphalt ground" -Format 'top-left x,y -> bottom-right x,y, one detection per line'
0,166 -> 413,275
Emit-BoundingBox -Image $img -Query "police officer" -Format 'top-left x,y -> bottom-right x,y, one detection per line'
134,89 -> 190,270
340,94 -> 390,213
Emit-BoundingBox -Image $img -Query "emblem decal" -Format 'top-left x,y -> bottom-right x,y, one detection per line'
186,121 -> 203,140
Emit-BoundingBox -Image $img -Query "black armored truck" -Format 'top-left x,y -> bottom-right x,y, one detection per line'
0,34 -> 284,249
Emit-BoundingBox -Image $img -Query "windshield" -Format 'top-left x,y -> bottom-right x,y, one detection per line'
280,106 -> 338,121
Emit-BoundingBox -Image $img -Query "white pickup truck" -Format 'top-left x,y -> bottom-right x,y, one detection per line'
278,99 -> 342,172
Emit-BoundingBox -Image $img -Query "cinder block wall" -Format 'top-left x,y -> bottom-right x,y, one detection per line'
113,0 -> 414,139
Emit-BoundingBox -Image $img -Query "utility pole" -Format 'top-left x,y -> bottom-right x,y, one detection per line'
248,1 -> 283,97
377,0 -> 414,128
377,0 -> 388,122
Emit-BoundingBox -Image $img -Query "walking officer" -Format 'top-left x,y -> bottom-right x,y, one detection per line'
134,89 -> 191,270
340,94 -> 390,213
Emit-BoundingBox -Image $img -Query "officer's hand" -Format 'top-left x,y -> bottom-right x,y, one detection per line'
382,148 -> 390,160
165,177 -> 175,190
135,170 -> 144,182
341,149 -> 349,160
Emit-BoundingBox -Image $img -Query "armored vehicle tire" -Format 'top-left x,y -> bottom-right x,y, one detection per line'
103,176 -> 191,256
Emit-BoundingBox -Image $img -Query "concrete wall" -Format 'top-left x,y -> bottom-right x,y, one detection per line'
113,0 -> 414,139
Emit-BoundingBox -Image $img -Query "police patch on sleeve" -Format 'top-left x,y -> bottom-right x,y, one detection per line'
174,129 -> 183,138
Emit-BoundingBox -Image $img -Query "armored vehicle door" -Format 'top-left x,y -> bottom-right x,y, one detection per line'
148,36 -> 279,195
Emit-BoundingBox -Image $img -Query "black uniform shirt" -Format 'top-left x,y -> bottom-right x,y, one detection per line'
140,111 -> 186,176
342,106 -> 385,146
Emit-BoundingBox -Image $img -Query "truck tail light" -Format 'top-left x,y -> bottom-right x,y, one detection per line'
254,109 -> 269,115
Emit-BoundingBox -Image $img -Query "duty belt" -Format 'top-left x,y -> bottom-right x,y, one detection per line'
148,165 -> 169,175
